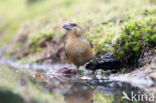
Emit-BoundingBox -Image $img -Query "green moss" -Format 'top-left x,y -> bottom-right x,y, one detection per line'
28,27 -> 55,52
87,24 -> 120,55
0,0 -> 156,61
114,17 -> 156,65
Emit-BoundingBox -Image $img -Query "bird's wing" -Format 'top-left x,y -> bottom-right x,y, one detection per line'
65,52 -> 68,59
64,48 -> 68,59
83,38 -> 94,48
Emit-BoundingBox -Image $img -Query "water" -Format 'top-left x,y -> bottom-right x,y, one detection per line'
0,58 -> 155,103
31,73 -> 150,103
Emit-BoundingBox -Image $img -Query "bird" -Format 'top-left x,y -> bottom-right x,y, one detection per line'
62,23 -> 95,71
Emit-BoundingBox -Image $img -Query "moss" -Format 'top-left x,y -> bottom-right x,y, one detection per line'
28,27 -> 55,52
114,17 -> 156,65
87,24 -> 120,55
0,0 -> 156,61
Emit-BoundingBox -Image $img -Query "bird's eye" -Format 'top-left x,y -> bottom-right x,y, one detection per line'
70,23 -> 77,27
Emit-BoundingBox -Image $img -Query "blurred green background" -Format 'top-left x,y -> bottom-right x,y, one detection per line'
0,0 -> 155,53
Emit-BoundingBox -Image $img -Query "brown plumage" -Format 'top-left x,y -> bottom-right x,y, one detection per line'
63,23 -> 95,68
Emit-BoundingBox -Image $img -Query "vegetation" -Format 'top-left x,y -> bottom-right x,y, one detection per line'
28,27 -> 55,52
114,17 -> 156,65
0,0 -> 155,58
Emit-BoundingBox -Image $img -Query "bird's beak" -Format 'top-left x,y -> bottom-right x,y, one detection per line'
63,24 -> 71,31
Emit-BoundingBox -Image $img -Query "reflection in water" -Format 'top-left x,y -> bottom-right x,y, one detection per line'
86,79 -> 146,103
0,58 -> 155,103
64,82 -> 94,103
44,76 -> 94,103
41,75 -> 147,103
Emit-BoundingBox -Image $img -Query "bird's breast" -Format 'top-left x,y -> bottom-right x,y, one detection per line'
65,39 -> 94,66
65,39 -> 89,56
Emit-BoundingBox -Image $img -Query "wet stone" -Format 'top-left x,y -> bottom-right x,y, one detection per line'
86,53 -> 121,72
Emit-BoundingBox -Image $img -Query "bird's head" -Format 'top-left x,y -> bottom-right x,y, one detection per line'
63,23 -> 83,37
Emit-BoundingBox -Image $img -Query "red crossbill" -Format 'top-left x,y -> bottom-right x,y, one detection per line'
63,23 -> 95,69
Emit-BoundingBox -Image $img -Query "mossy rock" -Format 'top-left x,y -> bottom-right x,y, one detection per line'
114,17 -> 156,66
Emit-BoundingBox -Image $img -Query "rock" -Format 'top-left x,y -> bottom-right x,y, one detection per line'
86,53 -> 121,71
138,49 -> 156,67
